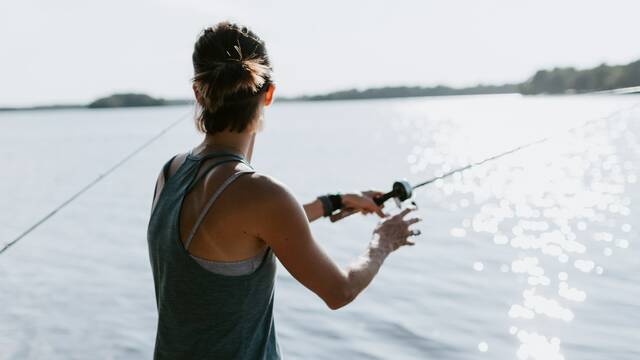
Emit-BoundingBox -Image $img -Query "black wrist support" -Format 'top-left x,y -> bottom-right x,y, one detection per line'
318,194 -> 343,217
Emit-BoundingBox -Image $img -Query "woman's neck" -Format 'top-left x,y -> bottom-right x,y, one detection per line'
196,131 -> 255,161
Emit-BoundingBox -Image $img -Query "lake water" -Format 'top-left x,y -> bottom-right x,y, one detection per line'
1,95 -> 639,359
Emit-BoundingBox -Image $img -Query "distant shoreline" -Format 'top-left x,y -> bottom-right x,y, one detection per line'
2,90 -> 638,113
2,58 -> 639,112
0,96 -> 194,112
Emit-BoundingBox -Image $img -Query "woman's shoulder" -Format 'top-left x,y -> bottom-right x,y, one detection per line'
160,152 -> 189,179
240,171 -> 289,196
239,171 -> 299,208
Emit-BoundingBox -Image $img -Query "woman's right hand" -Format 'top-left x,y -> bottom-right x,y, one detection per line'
371,207 -> 422,252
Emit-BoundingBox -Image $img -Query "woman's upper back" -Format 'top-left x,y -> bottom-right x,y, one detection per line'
167,151 -> 265,261
147,150 -> 281,359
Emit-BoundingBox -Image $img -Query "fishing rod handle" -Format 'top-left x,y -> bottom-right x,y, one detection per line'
328,192 -> 392,223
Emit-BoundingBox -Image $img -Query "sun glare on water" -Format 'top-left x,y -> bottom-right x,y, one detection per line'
392,97 -> 639,359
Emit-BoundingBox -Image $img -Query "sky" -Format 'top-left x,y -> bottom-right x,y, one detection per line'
1,0 -> 639,107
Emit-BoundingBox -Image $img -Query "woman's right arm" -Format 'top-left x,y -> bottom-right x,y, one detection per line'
253,175 -> 421,310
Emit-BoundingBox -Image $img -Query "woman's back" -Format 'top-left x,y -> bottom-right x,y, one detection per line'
147,151 -> 281,359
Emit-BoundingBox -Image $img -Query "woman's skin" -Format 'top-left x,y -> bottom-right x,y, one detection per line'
152,83 -> 422,309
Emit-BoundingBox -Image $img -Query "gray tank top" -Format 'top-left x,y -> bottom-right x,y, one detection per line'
147,150 -> 281,359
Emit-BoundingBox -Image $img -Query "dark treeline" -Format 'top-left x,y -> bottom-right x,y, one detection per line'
88,93 -> 193,108
518,60 -> 640,94
0,94 -> 191,111
288,58 -> 640,101
2,59 -> 639,111
88,93 -> 165,108
295,84 -> 518,101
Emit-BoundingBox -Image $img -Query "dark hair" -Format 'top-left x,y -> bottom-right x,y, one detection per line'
192,22 -> 272,134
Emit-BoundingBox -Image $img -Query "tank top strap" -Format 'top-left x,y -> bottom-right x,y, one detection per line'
187,149 -> 248,162
186,155 -> 253,193
162,154 -> 178,181
184,169 -> 255,250
152,154 -> 178,203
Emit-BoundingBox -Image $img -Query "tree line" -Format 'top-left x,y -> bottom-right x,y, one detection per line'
3,58 -> 639,111
518,60 -> 640,94
289,58 -> 640,101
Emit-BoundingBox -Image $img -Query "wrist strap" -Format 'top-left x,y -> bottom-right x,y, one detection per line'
318,194 -> 343,217
317,195 -> 332,217
328,194 -> 343,212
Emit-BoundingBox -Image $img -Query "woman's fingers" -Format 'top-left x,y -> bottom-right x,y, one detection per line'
362,196 -> 387,218
373,204 -> 386,218
344,192 -> 388,218
400,227 -> 421,237
395,207 -> 415,219
365,190 -> 385,198
373,204 -> 422,249
399,230 -> 420,248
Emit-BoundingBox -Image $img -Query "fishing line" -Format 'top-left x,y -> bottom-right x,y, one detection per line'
412,102 -> 639,190
330,102 -> 639,222
0,110 -> 191,255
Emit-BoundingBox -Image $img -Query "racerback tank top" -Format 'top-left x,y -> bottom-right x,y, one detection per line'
147,150 -> 281,359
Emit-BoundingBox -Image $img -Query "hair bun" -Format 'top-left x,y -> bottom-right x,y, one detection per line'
219,58 -> 267,93
194,57 -> 270,113
192,22 -> 272,133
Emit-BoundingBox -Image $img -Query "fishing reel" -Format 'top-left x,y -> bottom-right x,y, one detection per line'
329,180 -> 413,222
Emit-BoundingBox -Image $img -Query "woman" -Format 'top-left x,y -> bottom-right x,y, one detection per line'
147,22 -> 421,359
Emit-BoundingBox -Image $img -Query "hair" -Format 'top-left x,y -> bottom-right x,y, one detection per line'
192,22 -> 272,134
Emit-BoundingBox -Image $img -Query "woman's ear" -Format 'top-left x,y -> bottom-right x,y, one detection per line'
264,83 -> 276,106
192,83 -> 202,104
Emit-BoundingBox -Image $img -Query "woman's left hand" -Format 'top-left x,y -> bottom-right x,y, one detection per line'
341,191 -> 387,218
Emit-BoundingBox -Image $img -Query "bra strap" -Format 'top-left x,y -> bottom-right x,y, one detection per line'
184,170 -> 255,250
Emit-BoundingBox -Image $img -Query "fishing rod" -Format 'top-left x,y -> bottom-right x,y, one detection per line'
1,102 -> 636,252
0,111 -> 191,255
328,141 -> 540,223
329,103 -> 638,222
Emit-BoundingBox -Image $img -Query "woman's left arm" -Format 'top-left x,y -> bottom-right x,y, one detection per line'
303,191 -> 387,222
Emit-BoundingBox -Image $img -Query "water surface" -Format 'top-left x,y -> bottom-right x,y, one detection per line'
0,95 -> 638,359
